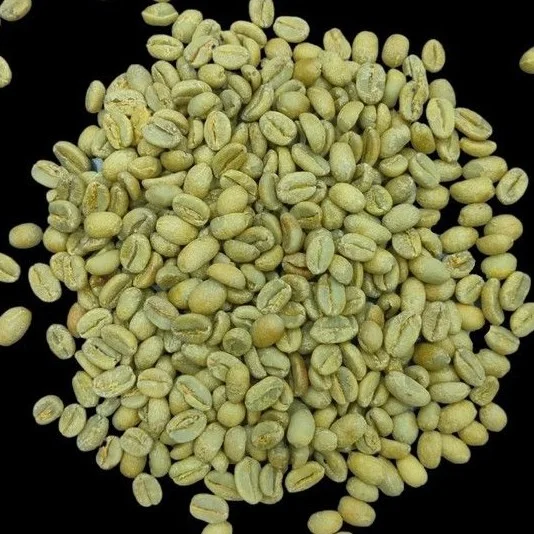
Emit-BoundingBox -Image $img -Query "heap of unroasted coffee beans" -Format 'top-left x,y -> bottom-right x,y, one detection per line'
1,0 -> 531,532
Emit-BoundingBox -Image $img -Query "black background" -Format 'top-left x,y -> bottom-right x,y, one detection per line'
1,1 -> 533,532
